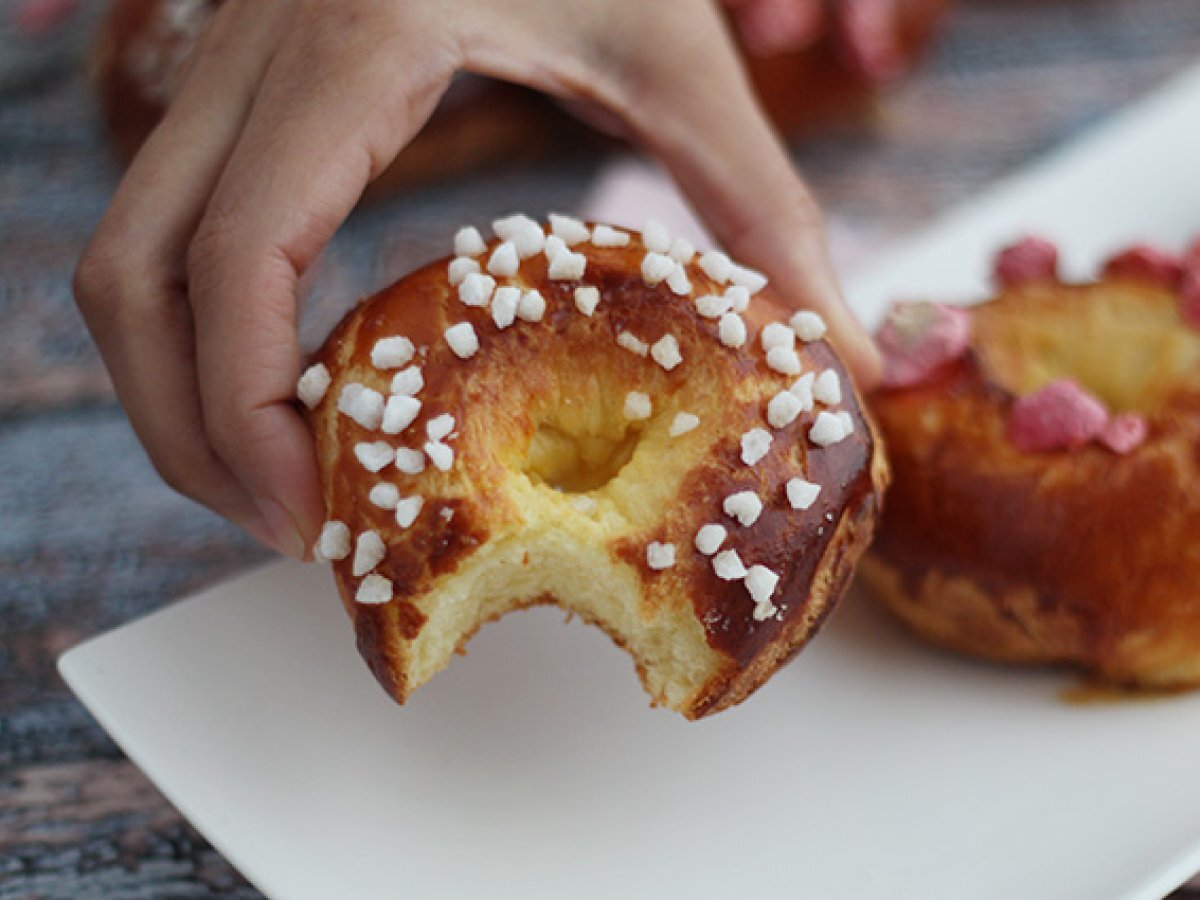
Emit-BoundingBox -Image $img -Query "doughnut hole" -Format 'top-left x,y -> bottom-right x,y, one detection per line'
972,280 -> 1200,414
401,330 -> 750,712
524,418 -> 641,493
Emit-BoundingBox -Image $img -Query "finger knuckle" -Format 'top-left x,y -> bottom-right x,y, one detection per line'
186,209 -> 238,283
73,237 -> 126,316
147,444 -> 204,500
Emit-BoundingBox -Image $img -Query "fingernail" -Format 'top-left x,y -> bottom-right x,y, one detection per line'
254,495 -> 308,560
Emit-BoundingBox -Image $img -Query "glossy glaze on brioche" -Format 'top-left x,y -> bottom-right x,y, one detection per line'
864,267 -> 1200,688
302,219 -> 886,718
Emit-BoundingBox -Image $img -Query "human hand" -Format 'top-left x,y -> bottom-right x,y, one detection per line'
74,0 -> 882,559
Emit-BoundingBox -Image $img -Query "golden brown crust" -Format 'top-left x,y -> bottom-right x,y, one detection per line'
305,225 -> 886,717
865,278 -> 1200,688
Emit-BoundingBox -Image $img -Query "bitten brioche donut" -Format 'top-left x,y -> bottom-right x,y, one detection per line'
862,237 -> 1200,689
297,215 -> 886,718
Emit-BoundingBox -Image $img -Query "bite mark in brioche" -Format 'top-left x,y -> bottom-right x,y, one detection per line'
864,237 -> 1200,689
299,216 -> 886,719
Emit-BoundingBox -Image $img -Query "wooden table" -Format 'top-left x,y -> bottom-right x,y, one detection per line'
3,1 -> 1199,895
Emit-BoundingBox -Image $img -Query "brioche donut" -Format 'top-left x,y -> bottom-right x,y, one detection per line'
297,215 -> 886,718
862,237 -> 1200,689
730,0 -> 953,136
91,0 -> 569,195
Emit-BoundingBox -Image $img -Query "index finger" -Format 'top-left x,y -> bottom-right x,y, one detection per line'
186,5 -> 459,545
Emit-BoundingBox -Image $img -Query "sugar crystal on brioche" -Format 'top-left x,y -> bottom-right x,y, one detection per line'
549,213 -> 590,246
369,483 -> 401,510
390,366 -> 423,397
726,285 -> 751,313
669,412 -> 700,437
590,224 -> 629,248
297,363 -> 331,410
453,226 -> 486,258
300,215 -> 886,718
699,250 -> 733,284
694,523 -> 727,556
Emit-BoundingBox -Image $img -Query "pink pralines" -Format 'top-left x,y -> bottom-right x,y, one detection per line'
877,301 -> 972,389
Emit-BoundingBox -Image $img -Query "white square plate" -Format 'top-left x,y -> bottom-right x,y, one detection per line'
61,65 -> 1200,900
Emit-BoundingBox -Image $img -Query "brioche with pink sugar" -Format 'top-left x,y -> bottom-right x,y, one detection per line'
862,236 -> 1200,689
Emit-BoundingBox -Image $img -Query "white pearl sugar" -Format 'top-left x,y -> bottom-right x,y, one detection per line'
575,285 -> 601,316
669,412 -> 699,437
448,256 -> 480,286
786,478 -> 821,510
809,410 -> 848,447
642,219 -> 671,253
454,226 -> 486,258
458,272 -> 496,308
694,523 -> 727,556
352,530 -> 386,577
424,441 -> 454,472
356,574 -> 393,605
650,334 -> 683,371
698,251 -> 733,283
487,240 -> 519,277
623,391 -> 652,421
646,542 -> 676,570
369,483 -> 400,510
444,323 -> 480,359
390,366 -> 423,397
517,289 -> 546,322
813,368 -> 842,405
760,323 -> 795,353
641,252 -> 675,286
354,441 -> 394,473
395,495 -> 424,529
491,286 -> 520,329
767,390 -> 803,429
718,313 -> 747,348
314,520 -> 350,561
723,490 -> 763,527
296,363 -> 331,409
712,549 -> 748,581
338,384 -> 384,430
591,225 -> 630,247
382,394 -> 421,435
549,213 -> 590,246
790,310 -> 827,342
740,428 -> 772,466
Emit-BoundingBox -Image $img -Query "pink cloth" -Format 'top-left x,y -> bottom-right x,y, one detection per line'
1102,245 -> 1184,288
994,237 -> 1059,288
1007,379 -> 1109,453
877,302 -> 972,389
